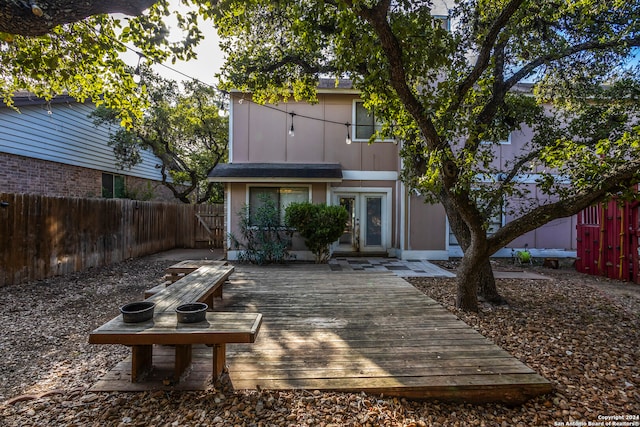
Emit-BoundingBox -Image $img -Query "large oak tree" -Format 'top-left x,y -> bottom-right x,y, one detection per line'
208,0 -> 640,311
91,67 -> 228,204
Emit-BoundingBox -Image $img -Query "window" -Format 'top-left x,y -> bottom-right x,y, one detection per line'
353,101 -> 384,141
481,125 -> 512,145
249,186 -> 310,226
481,132 -> 512,145
102,173 -> 125,198
434,16 -> 450,31
448,201 -> 503,246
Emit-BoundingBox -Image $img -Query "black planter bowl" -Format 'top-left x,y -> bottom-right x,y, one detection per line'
120,301 -> 155,323
176,302 -> 208,323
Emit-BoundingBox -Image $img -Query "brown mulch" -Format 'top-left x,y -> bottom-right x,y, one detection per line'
1,257 -> 639,426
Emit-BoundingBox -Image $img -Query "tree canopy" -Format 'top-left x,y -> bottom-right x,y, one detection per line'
209,0 -> 640,310
91,66 -> 228,204
1,0 -> 205,126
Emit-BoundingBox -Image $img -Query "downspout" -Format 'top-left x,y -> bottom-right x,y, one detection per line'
225,94 -> 235,252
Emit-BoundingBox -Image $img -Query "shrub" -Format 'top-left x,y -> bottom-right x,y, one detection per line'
228,194 -> 292,264
285,202 -> 349,263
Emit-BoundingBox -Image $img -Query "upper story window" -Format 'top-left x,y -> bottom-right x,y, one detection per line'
434,16 -> 450,31
248,186 -> 310,226
352,100 -> 399,142
102,173 -> 125,198
353,101 -> 383,141
481,130 -> 512,145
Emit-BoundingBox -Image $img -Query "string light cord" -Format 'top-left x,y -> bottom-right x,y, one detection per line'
79,20 -> 395,140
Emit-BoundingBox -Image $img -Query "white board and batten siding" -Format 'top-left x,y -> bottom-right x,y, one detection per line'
0,99 -> 164,181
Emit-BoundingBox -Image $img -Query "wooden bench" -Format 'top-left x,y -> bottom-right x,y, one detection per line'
143,281 -> 171,299
89,312 -> 262,382
165,260 -> 228,284
147,264 -> 234,310
89,263 -> 263,383
144,260 -> 229,298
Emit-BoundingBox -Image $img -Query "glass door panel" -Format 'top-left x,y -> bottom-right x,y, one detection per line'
365,196 -> 382,247
339,196 -> 357,250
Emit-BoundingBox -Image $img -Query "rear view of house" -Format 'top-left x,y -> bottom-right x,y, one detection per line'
209,80 -> 576,261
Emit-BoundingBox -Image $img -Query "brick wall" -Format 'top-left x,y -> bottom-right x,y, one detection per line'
0,153 -> 180,202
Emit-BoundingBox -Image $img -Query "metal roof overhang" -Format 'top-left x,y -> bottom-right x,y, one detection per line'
207,163 -> 343,183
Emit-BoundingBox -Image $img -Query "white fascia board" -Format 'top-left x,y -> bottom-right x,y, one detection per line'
478,173 -> 570,184
342,170 -> 398,181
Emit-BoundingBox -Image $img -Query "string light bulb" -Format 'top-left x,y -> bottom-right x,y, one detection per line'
345,122 -> 352,144
30,2 -> 43,16
132,53 -> 143,84
289,112 -> 296,137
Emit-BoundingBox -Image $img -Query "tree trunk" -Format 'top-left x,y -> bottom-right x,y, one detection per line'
456,247 -> 508,311
455,251 -> 480,312
477,257 -> 507,305
445,204 -> 506,309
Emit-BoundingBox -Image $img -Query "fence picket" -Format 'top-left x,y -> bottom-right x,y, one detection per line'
0,193 -> 224,286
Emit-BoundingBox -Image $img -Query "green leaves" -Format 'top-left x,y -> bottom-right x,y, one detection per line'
90,66 -> 228,204
285,202 -> 349,263
1,0 -> 215,125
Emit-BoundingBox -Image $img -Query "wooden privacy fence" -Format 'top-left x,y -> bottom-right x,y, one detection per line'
0,193 -> 224,287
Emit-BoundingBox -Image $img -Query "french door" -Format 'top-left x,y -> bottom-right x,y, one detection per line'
334,192 -> 387,253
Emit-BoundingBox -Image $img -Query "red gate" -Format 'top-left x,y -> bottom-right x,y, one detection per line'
576,199 -> 640,282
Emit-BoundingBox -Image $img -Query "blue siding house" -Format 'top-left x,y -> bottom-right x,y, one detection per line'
0,93 -> 177,201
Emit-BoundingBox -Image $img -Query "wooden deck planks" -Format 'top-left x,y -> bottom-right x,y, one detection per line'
218,265 -> 552,404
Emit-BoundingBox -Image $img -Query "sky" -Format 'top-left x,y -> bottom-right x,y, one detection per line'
120,1 -> 225,87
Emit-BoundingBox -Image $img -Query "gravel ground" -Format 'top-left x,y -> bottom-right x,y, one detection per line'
1,256 -> 639,426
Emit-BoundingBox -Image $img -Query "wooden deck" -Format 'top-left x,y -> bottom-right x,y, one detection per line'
218,264 -> 552,404
90,263 -> 552,403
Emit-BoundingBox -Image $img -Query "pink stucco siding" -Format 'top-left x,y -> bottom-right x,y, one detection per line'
231,95 -> 399,171
221,89 -> 577,260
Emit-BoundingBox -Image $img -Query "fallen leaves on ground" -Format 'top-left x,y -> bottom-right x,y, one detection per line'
1,257 -> 638,426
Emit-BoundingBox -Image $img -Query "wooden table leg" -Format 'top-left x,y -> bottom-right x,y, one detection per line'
202,293 -> 214,309
212,343 -> 226,380
213,284 -> 224,299
131,345 -> 153,382
174,344 -> 193,381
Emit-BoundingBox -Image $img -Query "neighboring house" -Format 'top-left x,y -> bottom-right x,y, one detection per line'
0,93 -> 178,201
208,79 -> 577,261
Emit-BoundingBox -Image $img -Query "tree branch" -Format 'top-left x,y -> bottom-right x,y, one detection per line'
504,35 -> 640,89
351,0 -> 441,150
0,0 -> 161,36
449,0 -> 526,115
246,55 -> 336,75
462,40 -> 509,156
485,148 -> 542,214
487,159 -> 640,254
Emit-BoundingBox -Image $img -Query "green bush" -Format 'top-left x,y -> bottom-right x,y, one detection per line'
285,202 -> 349,263
228,194 -> 292,264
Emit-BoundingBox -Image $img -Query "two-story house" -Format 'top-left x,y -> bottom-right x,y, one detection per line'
0,93 -> 177,201
208,80 -> 577,261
